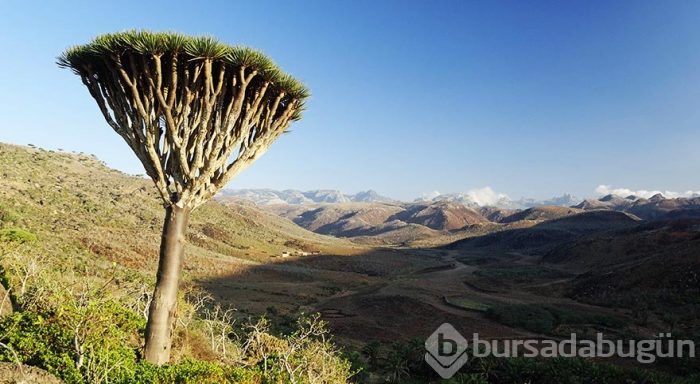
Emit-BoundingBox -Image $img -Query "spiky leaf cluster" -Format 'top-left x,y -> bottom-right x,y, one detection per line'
58,31 -> 310,209
59,31 -> 309,100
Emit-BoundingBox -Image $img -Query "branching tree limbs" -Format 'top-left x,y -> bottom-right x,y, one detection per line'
58,31 -> 309,364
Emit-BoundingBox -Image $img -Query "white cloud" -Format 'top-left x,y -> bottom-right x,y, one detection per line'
422,187 -> 513,206
595,185 -> 700,199
464,186 -> 511,206
420,190 -> 442,200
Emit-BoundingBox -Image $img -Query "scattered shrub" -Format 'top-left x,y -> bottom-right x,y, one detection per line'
240,315 -> 353,383
0,228 -> 37,243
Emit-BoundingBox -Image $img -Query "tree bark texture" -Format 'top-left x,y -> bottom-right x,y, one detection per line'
143,204 -> 190,364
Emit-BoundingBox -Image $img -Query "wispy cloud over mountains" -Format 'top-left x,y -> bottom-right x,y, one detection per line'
220,185 -> 699,209
595,185 -> 700,199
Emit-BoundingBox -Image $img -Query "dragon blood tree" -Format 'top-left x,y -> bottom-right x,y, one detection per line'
58,31 -> 309,364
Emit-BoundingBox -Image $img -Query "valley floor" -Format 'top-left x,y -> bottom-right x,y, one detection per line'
199,246 -> 634,350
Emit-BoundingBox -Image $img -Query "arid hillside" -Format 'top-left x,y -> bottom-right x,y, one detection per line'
499,206 -> 582,223
543,219 -> 700,328
240,188 -> 700,251
0,142 -> 449,340
0,143 -> 361,276
252,200 -> 492,245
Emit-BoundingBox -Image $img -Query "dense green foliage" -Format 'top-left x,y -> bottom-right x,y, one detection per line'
0,311 -> 83,382
0,303 -> 352,383
0,308 -> 254,383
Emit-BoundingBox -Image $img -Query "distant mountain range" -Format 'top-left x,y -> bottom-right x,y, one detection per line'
219,188 -> 578,208
218,188 -> 700,246
574,193 -> 700,220
420,192 -> 581,209
218,189 -> 397,205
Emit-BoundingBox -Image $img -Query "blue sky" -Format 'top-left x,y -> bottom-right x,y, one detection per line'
1,0 -> 699,200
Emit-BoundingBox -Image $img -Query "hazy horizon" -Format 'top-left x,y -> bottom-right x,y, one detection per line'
2,1 -> 699,201
221,183 -> 700,204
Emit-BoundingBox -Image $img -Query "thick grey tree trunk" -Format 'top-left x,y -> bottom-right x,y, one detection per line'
143,204 -> 190,365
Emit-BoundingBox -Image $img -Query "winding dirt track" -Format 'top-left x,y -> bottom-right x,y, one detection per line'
307,247 -> 628,344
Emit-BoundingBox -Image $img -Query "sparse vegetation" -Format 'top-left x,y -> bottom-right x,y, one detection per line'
0,248 -> 353,383
0,204 -> 20,224
485,304 -> 624,335
0,228 -> 37,244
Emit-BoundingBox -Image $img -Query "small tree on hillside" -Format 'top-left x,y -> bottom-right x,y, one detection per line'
58,31 -> 309,364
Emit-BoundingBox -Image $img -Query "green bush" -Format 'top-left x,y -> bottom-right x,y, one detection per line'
0,307 -> 263,384
0,227 -> 37,243
0,303 -> 352,383
132,359 -> 261,384
0,293 -> 149,384
0,311 -> 83,383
